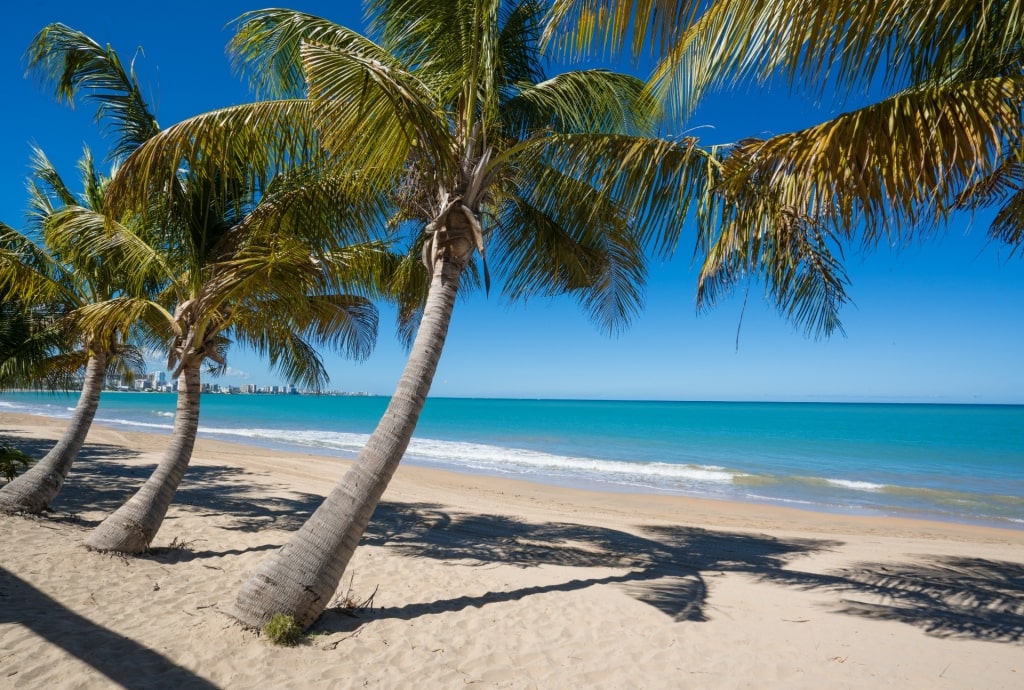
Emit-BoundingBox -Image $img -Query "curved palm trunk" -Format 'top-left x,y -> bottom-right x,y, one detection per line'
0,353 -> 107,514
231,255 -> 464,629
85,365 -> 201,553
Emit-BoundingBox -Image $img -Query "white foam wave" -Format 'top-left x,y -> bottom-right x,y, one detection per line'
194,425 -> 741,488
97,417 -> 175,432
826,478 -> 886,492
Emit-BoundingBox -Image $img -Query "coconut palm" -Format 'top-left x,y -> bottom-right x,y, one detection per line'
0,24 -> 171,514
105,0 -> 709,626
17,24 -> 392,551
544,0 -> 1024,336
0,148 -> 147,514
82,161 -> 391,553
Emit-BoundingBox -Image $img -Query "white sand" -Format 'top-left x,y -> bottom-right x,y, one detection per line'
1,412 -> 1022,689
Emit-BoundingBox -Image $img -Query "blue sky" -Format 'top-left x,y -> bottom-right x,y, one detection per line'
2,2 -> 1021,403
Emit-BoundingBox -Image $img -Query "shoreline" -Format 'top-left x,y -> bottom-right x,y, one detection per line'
3,403 -> 1023,533
2,412 -> 1023,688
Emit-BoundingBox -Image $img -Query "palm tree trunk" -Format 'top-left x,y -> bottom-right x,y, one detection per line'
0,353 -> 107,515
231,254 -> 464,629
85,365 -> 201,553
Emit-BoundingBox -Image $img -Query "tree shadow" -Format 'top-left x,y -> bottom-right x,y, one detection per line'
759,556 -> 1024,643
0,565 -> 218,689
315,502 -> 841,633
0,433 -> 58,461
46,458 -> 324,534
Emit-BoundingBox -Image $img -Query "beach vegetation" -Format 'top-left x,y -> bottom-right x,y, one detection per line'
262,613 -> 306,646
0,445 -> 34,483
0,139 -> 149,514
14,24 -> 395,553
0,299 -> 74,392
103,0 -> 702,629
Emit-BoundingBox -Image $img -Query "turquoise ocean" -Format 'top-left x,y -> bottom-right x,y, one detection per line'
1,392 -> 1022,529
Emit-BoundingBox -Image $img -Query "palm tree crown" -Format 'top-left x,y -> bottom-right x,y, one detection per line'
544,0 -> 1024,336
105,0 -> 712,627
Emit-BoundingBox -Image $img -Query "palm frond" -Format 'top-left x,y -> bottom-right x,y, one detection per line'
300,40 -> 456,185
506,69 -> 658,136
25,23 -> 160,160
712,76 -> 1024,246
697,190 -> 851,339
105,99 -> 321,221
542,0 -> 704,60
509,132 -> 715,256
229,8 -> 393,99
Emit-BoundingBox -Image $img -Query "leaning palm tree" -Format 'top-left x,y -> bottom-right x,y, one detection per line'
108,0 -> 710,627
545,0 -> 1024,336
81,159 -> 391,554
18,24 -> 392,551
0,148 -> 146,514
0,24 -> 173,514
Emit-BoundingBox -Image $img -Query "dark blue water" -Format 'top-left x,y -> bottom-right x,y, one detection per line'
2,392 -> 1021,528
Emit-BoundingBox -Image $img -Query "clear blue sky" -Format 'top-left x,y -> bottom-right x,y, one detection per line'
2,2 -> 1022,403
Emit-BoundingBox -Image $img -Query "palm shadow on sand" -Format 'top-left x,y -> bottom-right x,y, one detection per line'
17,447 -> 1023,645
318,502 -> 1024,645
0,565 -> 218,689
758,556 -> 1024,643
318,502 -> 841,629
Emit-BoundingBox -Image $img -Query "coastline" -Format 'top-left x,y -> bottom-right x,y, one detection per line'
2,411 -> 1023,688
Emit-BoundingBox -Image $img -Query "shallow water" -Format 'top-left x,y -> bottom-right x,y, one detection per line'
2,392 -> 1021,528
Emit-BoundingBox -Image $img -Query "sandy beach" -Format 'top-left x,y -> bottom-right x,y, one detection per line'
1,411 -> 1022,689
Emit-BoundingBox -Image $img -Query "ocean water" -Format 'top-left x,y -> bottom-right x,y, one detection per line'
1,392 -> 1022,529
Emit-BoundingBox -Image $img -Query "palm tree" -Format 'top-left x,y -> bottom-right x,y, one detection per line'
82,160 -> 390,553
0,24 -> 171,514
0,148 -> 146,514
17,24 -> 391,552
544,0 -> 1024,336
106,0 -> 709,627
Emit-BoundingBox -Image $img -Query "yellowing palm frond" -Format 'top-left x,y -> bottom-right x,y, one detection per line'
714,76 -> 1024,246
106,99 -> 320,220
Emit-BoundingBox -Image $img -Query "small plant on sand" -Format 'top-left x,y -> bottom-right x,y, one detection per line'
262,613 -> 305,646
0,445 -> 33,482
329,573 -> 379,618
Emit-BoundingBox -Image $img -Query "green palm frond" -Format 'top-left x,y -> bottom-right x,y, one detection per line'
542,0 -> 703,60
74,297 -> 171,353
510,133 -> 715,256
0,226 -> 82,309
367,0 -> 506,127
506,69 -> 658,135
496,0 -> 546,93
0,300 -> 75,390
27,146 -> 79,216
300,40 -> 456,184
987,190 -> 1024,252
496,190 -> 645,333
230,8 -> 393,99
546,1 -> 1024,122
26,23 -> 160,160
302,294 -> 379,361
697,189 -> 851,339
232,293 -> 379,389
105,99 -> 321,220
955,158 -> 1024,253
237,168 -> 390,251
